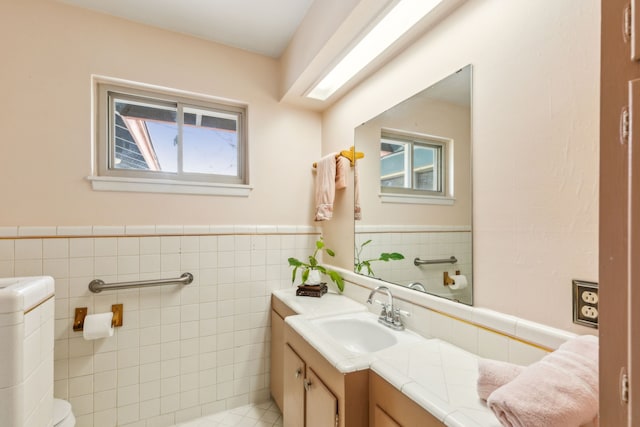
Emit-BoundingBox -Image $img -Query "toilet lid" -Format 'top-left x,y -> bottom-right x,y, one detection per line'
53,399 -> 71,425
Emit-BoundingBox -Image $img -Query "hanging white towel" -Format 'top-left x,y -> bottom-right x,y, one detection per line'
314,153 -> 338,221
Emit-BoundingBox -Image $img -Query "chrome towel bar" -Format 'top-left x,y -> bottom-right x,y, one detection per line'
89,272 -> 194,293
414,256 -> 458,266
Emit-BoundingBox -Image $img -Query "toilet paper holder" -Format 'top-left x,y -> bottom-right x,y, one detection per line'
73,304 -> 123,332
443,270 -> 461,286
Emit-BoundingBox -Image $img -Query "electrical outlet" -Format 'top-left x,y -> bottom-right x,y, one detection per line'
580,305 -> 598,319
581,291 -> 599,304
573,279 -> 598,328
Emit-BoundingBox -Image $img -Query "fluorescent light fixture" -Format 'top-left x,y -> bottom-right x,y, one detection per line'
306,0 -> 444,101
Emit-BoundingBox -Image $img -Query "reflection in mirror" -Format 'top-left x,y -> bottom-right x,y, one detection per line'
354,65 -> 472,305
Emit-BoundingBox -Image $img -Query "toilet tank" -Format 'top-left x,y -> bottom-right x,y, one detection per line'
0,276 -> 55,427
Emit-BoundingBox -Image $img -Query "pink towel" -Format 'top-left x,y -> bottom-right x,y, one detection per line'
335,156 -> 350,190
354,163 -> 361,220
314,153 -> 337,221
487,335 -> 599,427
477,359 -> 525,401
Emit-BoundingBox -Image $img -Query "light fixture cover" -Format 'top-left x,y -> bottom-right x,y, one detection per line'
307,0 -> 444,101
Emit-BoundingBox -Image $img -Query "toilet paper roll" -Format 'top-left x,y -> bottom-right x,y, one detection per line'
83,312 -> 114,340
449,274 -> 468,290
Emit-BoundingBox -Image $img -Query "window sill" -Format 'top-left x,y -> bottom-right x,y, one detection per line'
379,193 -> 455,205
87,176 -> 252,197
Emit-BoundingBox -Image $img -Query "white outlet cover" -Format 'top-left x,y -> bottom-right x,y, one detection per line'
580,305 -> 598,319
581,291 -> 599,304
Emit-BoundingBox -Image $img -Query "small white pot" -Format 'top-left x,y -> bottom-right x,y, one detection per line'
306,270 -> 322,285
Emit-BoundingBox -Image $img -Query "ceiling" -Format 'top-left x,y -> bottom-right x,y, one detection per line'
56,0 -> 316,58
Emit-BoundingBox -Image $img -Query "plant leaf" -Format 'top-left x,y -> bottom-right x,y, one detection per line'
379,253 -> 391,261
365,262 -> 374,276
291,266 -> 298,283
315,265 -> 327,274
379,252 -> 405,261
308,256 -> 317,267
325,248 -> 335,257
362,239 -> 372,247
302,269 -> 309,283
329,270 -> 344,292
316,239 -> 325,250
288,257 -> 302,267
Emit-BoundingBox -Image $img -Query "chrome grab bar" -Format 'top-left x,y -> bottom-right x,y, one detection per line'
89,272 -> 194,293
414,256 -> 458,266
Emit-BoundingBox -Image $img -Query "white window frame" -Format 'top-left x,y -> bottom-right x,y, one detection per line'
88,76 -> 251,196
379,129 -> 454,205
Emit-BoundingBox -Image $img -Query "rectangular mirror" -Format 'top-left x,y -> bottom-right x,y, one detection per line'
354,65 -> 472,304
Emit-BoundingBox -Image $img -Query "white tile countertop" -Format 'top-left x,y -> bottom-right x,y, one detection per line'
274,289 -> 501,427
373,340 -> 501,427
272,288 -> 367,317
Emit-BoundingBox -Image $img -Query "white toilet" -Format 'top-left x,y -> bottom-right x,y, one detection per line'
53,399 -> 76,427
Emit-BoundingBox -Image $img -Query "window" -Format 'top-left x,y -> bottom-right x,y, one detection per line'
90,79 -> 249,196
380,130 -> 448,198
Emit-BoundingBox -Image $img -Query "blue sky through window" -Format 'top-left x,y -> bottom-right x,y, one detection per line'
146,122 -> 178,172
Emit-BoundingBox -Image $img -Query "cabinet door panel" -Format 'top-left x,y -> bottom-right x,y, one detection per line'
270,309 -> 284,411
369,371 -> 443,426
283,344 -> 305,427
305,367 -> 338,427
374,405 -> 401,427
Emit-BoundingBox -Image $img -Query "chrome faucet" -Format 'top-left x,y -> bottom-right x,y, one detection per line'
366,285 -> 408,330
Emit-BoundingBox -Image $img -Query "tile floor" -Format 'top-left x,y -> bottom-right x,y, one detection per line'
175,400 -> 283,427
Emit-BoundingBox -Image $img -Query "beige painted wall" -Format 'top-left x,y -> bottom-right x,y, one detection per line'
0,0 -> 321,226
322,0 -> 600,332
355,96 -> 471,226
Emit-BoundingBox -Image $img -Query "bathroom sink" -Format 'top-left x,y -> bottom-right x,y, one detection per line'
310,312 -> 419,354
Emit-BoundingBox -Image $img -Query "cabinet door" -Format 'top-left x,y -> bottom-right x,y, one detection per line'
369,371 -> 443,427
305,367 -> 338,427
284,344 -> 306,427
373,405 -> 401,427
270,309 -> 284,411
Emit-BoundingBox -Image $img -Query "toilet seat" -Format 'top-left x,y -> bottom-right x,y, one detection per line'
53,399 -> 76,427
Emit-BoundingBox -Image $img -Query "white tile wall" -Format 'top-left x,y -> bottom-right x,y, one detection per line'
0,229 -> 319,427
341,269 -> 574,366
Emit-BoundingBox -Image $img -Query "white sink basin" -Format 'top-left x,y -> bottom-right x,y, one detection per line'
310,311 -> 420,354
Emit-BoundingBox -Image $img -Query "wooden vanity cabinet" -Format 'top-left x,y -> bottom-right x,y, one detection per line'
283,344 -> 306,426
272,294 -> 442,426
271,295 -> 297,412
369,371 -> 444,427
283,322 -> 368,427
284,344 -> 338,427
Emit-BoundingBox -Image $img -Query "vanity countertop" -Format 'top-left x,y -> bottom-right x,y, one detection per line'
274,290 -> 501,427
272,288 -> 367,317
372,339 -> 501,427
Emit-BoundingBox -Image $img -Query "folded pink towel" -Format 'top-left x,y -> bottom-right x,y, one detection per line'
477,359 -> 525,401
487,335 -> 598,427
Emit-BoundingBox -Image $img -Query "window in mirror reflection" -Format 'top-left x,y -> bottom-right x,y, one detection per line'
380,131 -> 447,196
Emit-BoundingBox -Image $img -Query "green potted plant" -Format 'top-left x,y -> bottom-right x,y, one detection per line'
288,238 -> 345,292
354,239 -> 405,277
